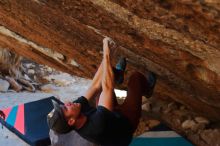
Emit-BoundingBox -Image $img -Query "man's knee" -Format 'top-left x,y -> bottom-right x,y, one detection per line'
129,71 -> 145,81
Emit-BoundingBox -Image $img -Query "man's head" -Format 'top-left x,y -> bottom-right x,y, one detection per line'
47,99 -> 82,134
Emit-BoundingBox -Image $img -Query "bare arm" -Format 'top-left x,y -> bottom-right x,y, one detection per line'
84,61 -> 103,102
98,38 -> 115,111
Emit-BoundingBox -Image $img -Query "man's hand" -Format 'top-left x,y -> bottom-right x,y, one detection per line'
103,37 -> 116,56
103,37 -> 115,47
0,110 -> 5,120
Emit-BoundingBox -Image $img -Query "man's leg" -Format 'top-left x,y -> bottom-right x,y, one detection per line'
117,72 -> 151,132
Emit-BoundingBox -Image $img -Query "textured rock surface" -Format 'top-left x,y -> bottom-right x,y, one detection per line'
142,96 -> 220,146
0,79 -> 9,92
0,0 -> 220,121
200,129 -> 220,146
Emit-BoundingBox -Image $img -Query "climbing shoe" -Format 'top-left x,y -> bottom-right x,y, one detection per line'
143,71 -> 157,98
114,57 -> 127,84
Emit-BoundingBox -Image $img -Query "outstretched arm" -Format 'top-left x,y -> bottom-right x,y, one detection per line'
98,38 -> 115,111
84,60 -> 103,102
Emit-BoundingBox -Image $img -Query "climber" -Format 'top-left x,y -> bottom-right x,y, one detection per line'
47,37 -> 157,146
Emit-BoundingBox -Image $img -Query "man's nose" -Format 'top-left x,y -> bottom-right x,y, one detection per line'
74,103 -> 79,106
65,102 -> 72,106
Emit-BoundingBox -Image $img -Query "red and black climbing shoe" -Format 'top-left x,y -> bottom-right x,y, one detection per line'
143,71 -> 157,98
114,57 -> 127,84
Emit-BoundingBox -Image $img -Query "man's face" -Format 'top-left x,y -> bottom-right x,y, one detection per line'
61,102 -> 81,125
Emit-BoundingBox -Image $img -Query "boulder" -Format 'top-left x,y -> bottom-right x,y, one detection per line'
200,129 -> 220,146
147,120 -> 161,129
0,0 -> 219,121
40,84 -> 58,93
195,117 -> 209,125
5,76 -> 22,92
27,69 -> 35,74
181,120 -> 196,130
0,79 -> 9,92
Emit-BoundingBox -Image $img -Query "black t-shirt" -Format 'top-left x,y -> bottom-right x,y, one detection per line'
73,96 -> 133,146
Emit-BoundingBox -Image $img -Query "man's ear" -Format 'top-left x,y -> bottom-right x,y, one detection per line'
68,118 -> 75,126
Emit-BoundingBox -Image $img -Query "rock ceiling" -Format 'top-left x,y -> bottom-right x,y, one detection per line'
0,0 -> 220,120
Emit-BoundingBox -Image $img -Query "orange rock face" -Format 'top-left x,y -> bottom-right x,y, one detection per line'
0,0 -> 219,120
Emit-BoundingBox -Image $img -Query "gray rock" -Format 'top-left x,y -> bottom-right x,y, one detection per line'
47,67 -> 53,72
195,117 -> 209,125
40,84 -> 58,93
25,63 -> 35,69
5,76 -> 22,92
182,119 -> 196,130
0,79 -> 10,92
200,129 -> 220,146
147,120 -> 161,128
192,123 -> 206,132
28,69 -> 35,74
24,74 -> 32,81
